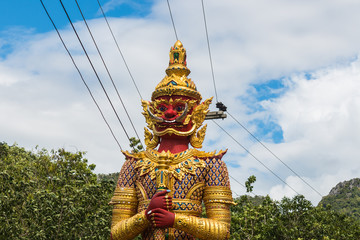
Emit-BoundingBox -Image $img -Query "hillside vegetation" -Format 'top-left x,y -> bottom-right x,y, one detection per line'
319,178 -> 360,220
1,142 -> 360,239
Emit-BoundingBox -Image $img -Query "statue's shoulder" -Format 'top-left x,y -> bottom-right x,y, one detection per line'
121,150 -> 146,161
192,149 -> 228,160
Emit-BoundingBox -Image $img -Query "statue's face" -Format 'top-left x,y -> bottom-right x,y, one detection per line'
149,96 -> 198,137
142,95 -> 212,148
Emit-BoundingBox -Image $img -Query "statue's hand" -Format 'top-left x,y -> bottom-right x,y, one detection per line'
146,190 -> 172,220
148,208 -> 175,228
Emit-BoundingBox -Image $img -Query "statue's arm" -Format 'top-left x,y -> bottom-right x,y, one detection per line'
109,159 -> 150,240
173,158 -> 233,240
173,186 -> 232,240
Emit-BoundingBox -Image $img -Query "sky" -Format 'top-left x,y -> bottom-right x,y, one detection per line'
1,0 -> 360,205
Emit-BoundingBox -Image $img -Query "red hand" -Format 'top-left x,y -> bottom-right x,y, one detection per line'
146,190 -> 173,220
149,208 -> 175,228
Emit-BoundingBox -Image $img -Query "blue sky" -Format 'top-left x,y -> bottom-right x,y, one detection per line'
0,0 -> 154,33
1,0 -> 360,205
0,0 -> 154,57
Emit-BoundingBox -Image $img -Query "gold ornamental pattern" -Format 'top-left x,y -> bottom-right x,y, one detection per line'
134,149 -> 206,181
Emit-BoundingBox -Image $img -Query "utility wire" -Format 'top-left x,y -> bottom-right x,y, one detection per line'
166,0 -> 179,41
96,0 -> 143,100
201,0 -> 218,102
164,1 -> 253,197
227,111 -> 323,197
199,0 -> 322,198
59,0 -> 135,150
74,0 -> 142,145
40,0 -> 122,151
212,120 -> 300,195
164,0 -> 317,198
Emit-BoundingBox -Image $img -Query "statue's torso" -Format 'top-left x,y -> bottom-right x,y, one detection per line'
117,149 -> 229,240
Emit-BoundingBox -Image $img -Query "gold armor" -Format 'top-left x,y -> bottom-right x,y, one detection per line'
110,41 -> 234,240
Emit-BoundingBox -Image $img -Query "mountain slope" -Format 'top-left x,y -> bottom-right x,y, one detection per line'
319,178 -> 360,220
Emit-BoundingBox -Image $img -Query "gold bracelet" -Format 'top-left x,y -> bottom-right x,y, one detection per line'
173,213 -> 230,240
110,187 -> 139,228
203,186 -> 234,224
111,210 -> 149,240
203,186 -> 234,204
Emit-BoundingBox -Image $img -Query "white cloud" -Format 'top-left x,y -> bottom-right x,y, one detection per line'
1,0 -> 360,204
256,57 -> 360,204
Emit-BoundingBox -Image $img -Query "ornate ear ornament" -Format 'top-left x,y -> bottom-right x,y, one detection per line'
144,128 -> 159,149
141,100 -> 155,130
189,97 -> 213,148
190,124 -> 208,148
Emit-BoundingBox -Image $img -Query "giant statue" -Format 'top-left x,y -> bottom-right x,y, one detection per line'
110,40 -> 234,240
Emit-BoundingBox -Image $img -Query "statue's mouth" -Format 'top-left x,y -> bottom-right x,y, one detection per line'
153,123 -> 196,137
147,103 -> 188,124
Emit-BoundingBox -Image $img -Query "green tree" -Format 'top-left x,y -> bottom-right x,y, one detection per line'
0,142 -> 114,239
245,175 -> 256,193
129,137 -> 144,153
230,177 -> 360,240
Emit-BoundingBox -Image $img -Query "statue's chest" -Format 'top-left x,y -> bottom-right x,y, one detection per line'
136,166 -> 207,198
134,150 -> 208,211
136,165 -> 207,216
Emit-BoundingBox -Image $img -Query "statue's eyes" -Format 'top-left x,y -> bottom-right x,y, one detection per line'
175,105 -> 185,112
158,106 -> 167,112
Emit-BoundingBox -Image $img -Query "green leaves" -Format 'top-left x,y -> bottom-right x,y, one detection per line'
245,175 -> 256,193
0,142 -> 113,240
319,178 -> 360,221
230,193 -> 360,239
129,137 -> 144,153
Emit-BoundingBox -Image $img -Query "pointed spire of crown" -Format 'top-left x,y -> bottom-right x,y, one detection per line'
166,40 -> 190,77
152,40 -> 202,101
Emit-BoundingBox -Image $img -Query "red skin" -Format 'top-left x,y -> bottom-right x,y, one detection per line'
155,95 -> 197,154
158,134 -> 190,154
148,96 -> 199,228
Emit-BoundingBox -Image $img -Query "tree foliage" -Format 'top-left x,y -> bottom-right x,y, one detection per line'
0,142 -> 114,239
129,137 -> 144,153
230,191 -> 360,240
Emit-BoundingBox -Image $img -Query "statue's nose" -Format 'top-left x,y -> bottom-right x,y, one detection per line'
164,108 -> 177,119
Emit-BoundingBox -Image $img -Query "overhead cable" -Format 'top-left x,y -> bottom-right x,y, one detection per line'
166,0 -> 179,41
96,0 -> 143,100
201,0 -> 218,102
58,0 -> 134,149
199,0 -> 321,198
212,120 -> 300,196
40,0 -> 122,151
227,111 -> 323,197
164,0 -> 250,196
74,0 -> 142,145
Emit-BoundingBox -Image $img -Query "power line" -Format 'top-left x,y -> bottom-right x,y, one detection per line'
74,0 -> 142,145
40,0 -> 122,151
163,1 -> 254,197
227,111 -> 323,197
58,0 -> 134,149
201,0 -> 218,103
199,0 -> 322,198
166,0 -> 179,41
96,0 -> 143,100
212,120 -> 301,196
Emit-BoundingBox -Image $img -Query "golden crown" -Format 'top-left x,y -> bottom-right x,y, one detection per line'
151,40 -> 202,101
